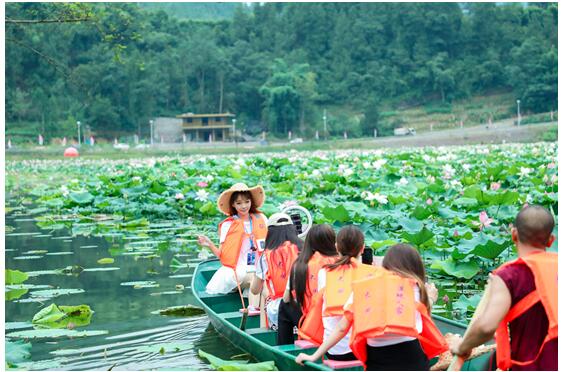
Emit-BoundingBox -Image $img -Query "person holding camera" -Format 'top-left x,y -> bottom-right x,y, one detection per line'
250,213 -> 304,329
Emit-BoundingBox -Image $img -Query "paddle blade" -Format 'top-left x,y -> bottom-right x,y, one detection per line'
239,311 -> 248,331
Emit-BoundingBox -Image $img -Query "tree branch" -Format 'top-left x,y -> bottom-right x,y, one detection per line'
5,37 -> 71,78
5,17 -> 92,24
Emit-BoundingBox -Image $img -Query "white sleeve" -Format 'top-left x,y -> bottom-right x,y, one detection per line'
414,284 -> 423,333
317,268 -> 327,291
343,292 -> 353,311
219,221 -> 232,244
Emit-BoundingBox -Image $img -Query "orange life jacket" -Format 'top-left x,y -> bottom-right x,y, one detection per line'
264,241 -> 299,300
298,288 -> 326,345
494,251 -> 558,371
324,258 -> 381,316
302,252 -> 338,314
298,258 -> 380,344
218,213 -> 267,269
346,269 -> 448,367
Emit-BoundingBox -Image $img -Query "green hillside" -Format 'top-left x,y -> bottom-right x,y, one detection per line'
137,2 -> 242,20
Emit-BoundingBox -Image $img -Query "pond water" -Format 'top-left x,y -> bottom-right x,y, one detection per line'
5,214 -> 249,370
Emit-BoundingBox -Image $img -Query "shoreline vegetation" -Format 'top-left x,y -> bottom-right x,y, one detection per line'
6,121 -> 557,161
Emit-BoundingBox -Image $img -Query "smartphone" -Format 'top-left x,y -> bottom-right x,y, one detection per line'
361,246 -> 374,265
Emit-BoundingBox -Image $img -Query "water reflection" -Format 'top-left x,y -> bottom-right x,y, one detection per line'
5,215 -> 247,370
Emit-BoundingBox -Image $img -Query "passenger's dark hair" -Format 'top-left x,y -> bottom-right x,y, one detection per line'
382,243 -> 430,313
514,204 -> 555,248
265,223 -> 304,251
325,225 -> 364,271
288,224 -> 338,308
229,191 -> 260,215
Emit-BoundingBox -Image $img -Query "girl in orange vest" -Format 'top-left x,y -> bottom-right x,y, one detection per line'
296,243 -> 444,370
317,226 -> 377,361
276,224 -> 338,345
250,212 -> 303,329
197,183 -> 267,311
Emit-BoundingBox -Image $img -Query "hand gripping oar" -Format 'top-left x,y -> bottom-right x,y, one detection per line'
449,274 -> 496,371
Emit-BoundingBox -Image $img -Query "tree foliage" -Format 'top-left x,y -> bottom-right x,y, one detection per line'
5,2 -> 557,141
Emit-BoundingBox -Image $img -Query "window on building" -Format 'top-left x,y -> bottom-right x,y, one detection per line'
215,117 -> 221,122
202,118 -> 209,126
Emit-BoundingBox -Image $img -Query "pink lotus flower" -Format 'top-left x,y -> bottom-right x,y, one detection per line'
490,182 -> 501,191
197,181 -> 208,188
175,193 -> 185,200
426,198 -> 433,206
453,230 -> 459,237
547,163 -> 556,169
442,295 -> 450,304
479,211 -> 494,230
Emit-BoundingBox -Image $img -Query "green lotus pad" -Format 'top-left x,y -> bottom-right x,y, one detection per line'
198,349 -> 277,371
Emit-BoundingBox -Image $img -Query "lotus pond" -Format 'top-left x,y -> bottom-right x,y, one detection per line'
5,142 -> 558,370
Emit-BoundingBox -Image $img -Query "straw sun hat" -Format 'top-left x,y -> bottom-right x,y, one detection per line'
217,183 -> 265,216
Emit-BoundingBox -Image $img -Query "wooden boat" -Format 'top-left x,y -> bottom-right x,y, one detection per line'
191,258 -> 493,371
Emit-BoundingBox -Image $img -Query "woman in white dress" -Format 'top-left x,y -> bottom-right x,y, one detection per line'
197,183 -> 268,311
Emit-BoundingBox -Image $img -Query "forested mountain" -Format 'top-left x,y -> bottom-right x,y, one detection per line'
137,2 -> 240,21
5,2 -> 557,142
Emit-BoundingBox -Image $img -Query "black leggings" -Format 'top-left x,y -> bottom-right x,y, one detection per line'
326,351 -> 357,361
366,339 -> 429,371
277,300 -> 303,345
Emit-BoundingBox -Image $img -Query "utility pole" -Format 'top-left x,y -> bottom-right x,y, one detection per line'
149,119 -> 154,145
76,121 -> 81,146
232,118 -> 237,147
323,109 -> 327,140
516,100 -> 521,126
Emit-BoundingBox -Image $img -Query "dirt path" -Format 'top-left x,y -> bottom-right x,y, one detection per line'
354,121 -> 557,148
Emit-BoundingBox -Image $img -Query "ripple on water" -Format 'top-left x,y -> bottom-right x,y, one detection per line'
33,317 -> 249,371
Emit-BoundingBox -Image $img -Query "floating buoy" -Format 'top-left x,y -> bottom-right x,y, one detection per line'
64,147 -> 79,157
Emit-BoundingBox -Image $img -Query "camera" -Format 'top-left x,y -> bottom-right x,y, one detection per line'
289,213 -> 303,235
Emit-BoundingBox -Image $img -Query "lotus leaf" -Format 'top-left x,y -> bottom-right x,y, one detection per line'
431,258 -> 480,279
198,349 -> 276,371
7,329 -> 107,339
6,269 -> 29,285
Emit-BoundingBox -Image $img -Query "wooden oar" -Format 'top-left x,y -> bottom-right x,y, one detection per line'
448,274 -> 496,371
233,271 -> 249,331
447,356 -> 466,371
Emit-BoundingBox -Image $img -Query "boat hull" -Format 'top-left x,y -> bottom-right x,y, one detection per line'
191,258 -> 492,371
